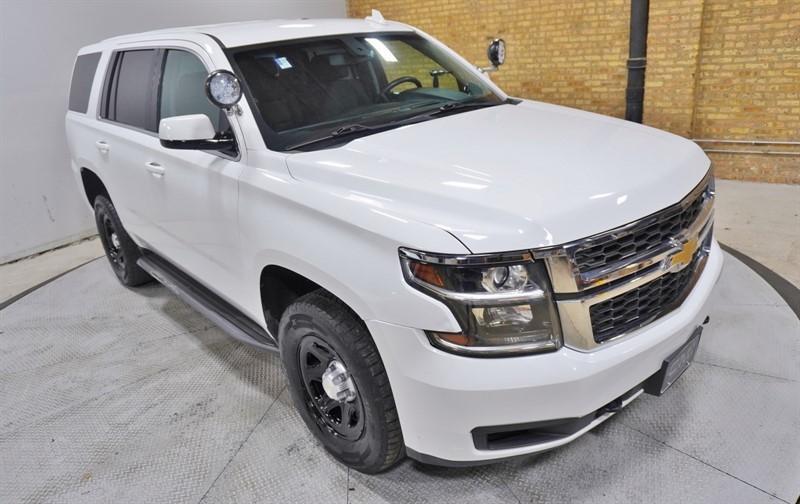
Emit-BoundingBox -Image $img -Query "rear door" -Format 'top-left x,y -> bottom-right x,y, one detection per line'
92,48 -> 162,245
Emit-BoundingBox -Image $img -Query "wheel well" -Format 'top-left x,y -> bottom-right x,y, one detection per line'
80,168 -> 110,206
260,266 -> 322,336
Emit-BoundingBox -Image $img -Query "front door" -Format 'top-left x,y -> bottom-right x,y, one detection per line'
144,47 -> 246,304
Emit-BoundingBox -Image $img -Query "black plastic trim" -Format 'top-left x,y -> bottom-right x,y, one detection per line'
405,446 -> 547,468
159,138 -> 235,150
471,385 -> 643,451
137,251 -> 277,351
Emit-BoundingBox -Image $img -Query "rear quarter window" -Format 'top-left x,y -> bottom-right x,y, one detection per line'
68,52 -> 101,113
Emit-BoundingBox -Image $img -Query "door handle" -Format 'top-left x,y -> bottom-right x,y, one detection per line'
95,140 -> 110,154
145,161 -> 165,177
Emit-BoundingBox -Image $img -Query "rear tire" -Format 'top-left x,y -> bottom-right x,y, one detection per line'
94,196 -> 152,287
279,290 -> 404,473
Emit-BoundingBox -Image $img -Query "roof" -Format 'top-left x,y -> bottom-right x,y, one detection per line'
101,17 -> 415,49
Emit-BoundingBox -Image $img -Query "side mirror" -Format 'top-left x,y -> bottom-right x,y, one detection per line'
205,70 -> 242,110
480,38 -> 506,73
159,114 -> 231,150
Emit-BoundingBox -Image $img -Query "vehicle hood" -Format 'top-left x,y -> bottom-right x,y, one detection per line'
285,100 -> 710,253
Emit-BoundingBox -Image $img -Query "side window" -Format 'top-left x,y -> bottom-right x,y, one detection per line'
102,49 -> 159,131
159,50 -> 230,135
68,52 -> 101,113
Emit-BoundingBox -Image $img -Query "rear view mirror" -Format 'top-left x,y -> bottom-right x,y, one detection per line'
159,114 -> 231,150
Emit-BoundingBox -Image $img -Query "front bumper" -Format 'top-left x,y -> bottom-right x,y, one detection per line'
367,240 -> 723,465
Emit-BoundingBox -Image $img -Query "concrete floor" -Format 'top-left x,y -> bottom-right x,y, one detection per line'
0,251 -> 797,503
714,180 -> 800,287
0,236 -> 104,305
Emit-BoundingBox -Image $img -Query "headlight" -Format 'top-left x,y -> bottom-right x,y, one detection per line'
399,248 -> 562,357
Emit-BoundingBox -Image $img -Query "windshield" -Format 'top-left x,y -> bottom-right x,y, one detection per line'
231,32 -> 504,151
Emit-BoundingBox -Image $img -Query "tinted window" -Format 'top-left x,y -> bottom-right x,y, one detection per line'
68,52 -> 101,113
104,49 -> 159,131
159,50 -> 228,134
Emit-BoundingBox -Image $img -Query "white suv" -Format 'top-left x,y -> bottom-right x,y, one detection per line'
65,13 -> 722,473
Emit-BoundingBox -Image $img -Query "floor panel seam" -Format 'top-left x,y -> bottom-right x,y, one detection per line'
346,467 -> 351,504
197,384 -> 287,503
500,475 -> 523,504
619,421 -> 790,503
694,360 -> 797,382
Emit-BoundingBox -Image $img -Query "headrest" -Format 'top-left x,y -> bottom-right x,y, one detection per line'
328,54 -> 348,66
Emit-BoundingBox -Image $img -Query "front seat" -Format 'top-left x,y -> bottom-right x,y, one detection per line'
310,54 -> 371,117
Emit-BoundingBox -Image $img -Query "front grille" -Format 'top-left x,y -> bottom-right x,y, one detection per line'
573,187 -> 708,272
589,258 -> 699,343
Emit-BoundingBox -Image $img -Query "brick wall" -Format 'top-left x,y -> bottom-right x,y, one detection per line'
642,0 -> 705,137
348,0 -> 800,183
692,0 -> 800,183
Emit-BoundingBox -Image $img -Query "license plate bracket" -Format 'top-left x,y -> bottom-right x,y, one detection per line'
644,326 -> 702,396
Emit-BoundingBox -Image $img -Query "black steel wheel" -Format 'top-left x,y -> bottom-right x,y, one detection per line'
298,335 -> 365,441
94,196 -> 152,287
100,212 -> 125,274
280,290 -> 404,473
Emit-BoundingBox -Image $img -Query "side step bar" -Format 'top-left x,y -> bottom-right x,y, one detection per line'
137,252 -> 278,352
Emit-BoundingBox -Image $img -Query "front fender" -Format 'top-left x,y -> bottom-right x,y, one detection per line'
238,155 -> 467,332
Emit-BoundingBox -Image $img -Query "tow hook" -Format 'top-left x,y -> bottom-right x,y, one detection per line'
599,398 -> 624,415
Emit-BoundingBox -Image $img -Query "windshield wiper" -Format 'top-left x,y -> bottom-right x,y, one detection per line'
437,101 -> 492,113
399,99 -> 503,124
286,100 -> 505,151
331,124 -> 371,136
286,123 -> 385,151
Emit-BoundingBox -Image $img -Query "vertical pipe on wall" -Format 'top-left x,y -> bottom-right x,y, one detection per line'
625,0 -> 650,123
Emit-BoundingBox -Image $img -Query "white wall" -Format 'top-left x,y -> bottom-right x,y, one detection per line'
0,0 -> 346,263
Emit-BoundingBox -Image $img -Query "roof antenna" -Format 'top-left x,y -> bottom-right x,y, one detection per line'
365,9 -> 386,23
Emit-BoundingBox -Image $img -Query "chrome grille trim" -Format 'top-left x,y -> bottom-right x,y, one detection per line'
536,170 -> 714,294
555,219 -> 712,351
536,171 -> 715,351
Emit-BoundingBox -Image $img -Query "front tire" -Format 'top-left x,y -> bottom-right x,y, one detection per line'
279,290 -> 404,473
94,196 -> 152,287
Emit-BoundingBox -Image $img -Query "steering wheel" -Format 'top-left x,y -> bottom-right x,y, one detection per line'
381,76 -> 423,96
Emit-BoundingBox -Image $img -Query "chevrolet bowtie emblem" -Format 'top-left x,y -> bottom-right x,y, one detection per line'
667,238 -> 698,272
